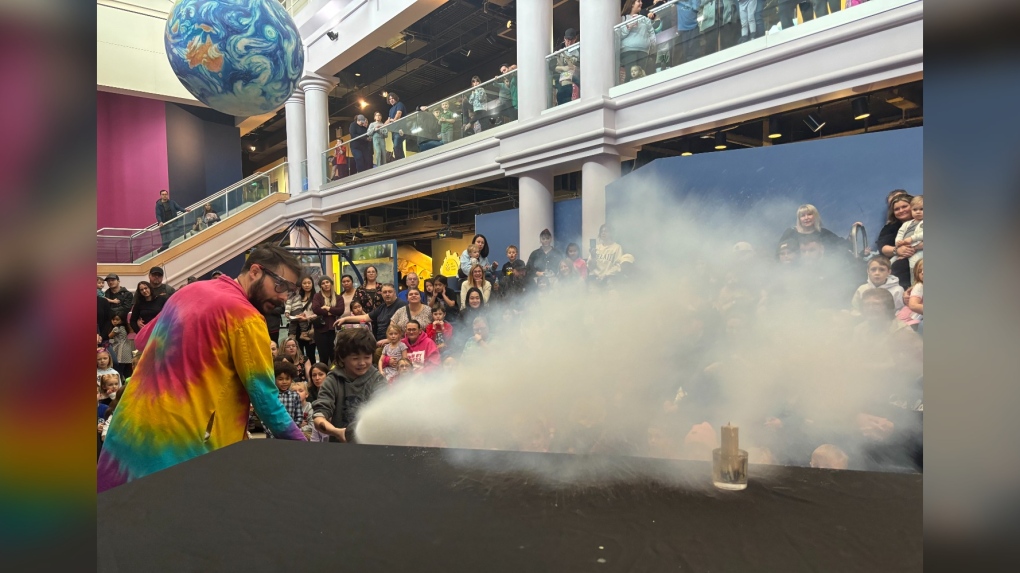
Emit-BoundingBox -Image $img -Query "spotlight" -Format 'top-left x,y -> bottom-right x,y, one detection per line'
359,100 -> 368,109
767,116 -> 782,139
803,113 -> 826,133
382,91 -> 389,98
354,72 -> 361,77
507,19 -> 513,29
852,96 -> 870,120
248,144 -> 256,152
680,141 -> 692,156
714,131 -> 727,150
326,31 -> 338,41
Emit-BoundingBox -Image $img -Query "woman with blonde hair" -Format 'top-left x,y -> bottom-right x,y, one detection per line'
459,264 -> 492,309
778,204 -> 848,256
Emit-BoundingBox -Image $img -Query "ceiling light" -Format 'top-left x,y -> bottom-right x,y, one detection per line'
803,113 -> 826,133
767,116 -> 782,139
460,48 -> 471,57
507,19 -> 513,29
382,91 -> 389,98
714,131 -> 727,150
326,31 -> 338,41
248,144 -> 256,152
680,141 -> 692,156
852,96 -> 870,120
354,72 -> 361,77
359,100 -> 368,109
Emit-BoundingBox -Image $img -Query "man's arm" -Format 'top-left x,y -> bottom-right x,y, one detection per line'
232,315 -> 306,440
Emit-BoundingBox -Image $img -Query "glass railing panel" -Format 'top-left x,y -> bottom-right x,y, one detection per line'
546,43 -> 580,107
614,0 -> 917,86
321,71 -> 518,185
96,164 -> 287,264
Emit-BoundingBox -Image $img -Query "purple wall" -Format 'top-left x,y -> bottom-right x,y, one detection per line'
96,91 -> 170,230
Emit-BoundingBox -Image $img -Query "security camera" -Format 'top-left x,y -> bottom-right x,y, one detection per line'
327,31 -> 338,41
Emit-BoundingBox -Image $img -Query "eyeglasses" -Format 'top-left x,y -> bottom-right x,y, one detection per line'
256,265 -> 297,296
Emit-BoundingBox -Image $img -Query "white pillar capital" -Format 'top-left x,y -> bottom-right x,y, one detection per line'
285,90 -> 305,105
298,74 -> 337,94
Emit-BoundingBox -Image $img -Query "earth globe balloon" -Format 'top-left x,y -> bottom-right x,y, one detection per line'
164,0 -> 305,117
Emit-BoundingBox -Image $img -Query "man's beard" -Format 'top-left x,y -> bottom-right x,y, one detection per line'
246,277 -> 276,315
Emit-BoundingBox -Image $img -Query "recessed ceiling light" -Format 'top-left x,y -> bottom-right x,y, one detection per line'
354,73 -> 361,77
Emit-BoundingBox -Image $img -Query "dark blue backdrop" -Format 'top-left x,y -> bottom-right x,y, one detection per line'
607,127 -> 923,251
475,198 -> 583,265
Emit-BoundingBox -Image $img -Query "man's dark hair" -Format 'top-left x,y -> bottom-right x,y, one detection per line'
334,328 -> 377,360
242,243 -> 302,278
406,319 -> 422,331
540,228 -> 552,239
274,359 -> 298,379
388,92 -> 399,101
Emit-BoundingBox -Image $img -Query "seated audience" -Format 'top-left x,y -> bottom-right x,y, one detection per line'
425,305 -> 454,356
401,320 -> 441,373
379,324 -> 408,383
778,204 -> 850,260
460,264 -> 493,309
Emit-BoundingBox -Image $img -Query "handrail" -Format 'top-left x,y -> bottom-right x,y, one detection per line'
326,71 -> 518,155
126,163 -> 288,238
613,12 -> 653,32
546,42 -> 581,59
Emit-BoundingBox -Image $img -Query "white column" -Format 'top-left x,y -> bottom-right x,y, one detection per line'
581,155 -> 621,258
516,0 -> 553,120
284,91 -> 306,195
518,169 -> 555,255
579,0 -> 619,101
299,74 -> 336,191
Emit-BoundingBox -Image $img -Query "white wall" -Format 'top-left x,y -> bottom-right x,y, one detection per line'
97,2 -> 199,105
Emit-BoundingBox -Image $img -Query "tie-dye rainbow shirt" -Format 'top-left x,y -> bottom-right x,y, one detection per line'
98,276 -> 305,492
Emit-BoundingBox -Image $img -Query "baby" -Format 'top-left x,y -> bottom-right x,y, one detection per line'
466,244 -> 481,267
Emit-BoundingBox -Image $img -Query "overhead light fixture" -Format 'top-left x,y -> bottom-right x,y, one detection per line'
680,141 -> 692,156
359,100 -> 368,109
803,112 -> 826,133
714,131 -> 728,150
507,19 -> 513,29
460,48 -> 471,57
326,31 -> 338,41
852,96 -> 871,120
767,116 -> 782,139
354,72 -> 361,77
382,90 -> 389,98
248,144 -> 256,152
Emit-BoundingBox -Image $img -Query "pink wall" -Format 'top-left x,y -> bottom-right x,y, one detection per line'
96,91 -> 170,230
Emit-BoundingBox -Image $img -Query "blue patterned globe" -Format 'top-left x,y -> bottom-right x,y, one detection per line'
165,0 -> 304,117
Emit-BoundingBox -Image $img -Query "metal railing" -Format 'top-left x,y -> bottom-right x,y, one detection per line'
97,163 -> 288,264
614,0 -> 913,85
321,70 -> 518,184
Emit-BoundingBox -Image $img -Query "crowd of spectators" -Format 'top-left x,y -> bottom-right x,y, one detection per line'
326,64 -> 518,182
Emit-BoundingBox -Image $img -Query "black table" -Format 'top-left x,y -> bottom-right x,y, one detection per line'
98,441 -> 921,572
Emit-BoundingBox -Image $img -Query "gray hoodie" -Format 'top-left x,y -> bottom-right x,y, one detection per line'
311,367 -> 387,443
851,274 -> 906,313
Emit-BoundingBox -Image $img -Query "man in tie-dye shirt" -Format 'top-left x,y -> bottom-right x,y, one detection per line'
98,245 -> 308,492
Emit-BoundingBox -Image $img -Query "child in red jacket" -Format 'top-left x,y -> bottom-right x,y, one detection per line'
424,305 -> 454,356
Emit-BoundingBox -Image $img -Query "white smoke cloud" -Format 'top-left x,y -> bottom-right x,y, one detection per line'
355,178 -> 923,486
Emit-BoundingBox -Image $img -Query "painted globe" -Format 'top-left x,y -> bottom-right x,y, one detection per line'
165,0 -> 304,117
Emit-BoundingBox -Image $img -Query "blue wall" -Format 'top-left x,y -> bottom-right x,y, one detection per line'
475,198 -> 583,264
606,127 -> 923,250
165,103 -> 243,208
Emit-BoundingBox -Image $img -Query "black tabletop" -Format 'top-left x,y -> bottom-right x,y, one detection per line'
97,441 -> 921,572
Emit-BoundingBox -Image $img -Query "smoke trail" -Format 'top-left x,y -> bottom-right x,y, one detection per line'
355,179 -> 923,486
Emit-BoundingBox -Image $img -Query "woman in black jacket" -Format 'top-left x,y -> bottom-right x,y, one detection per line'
129,281 -> 166,333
